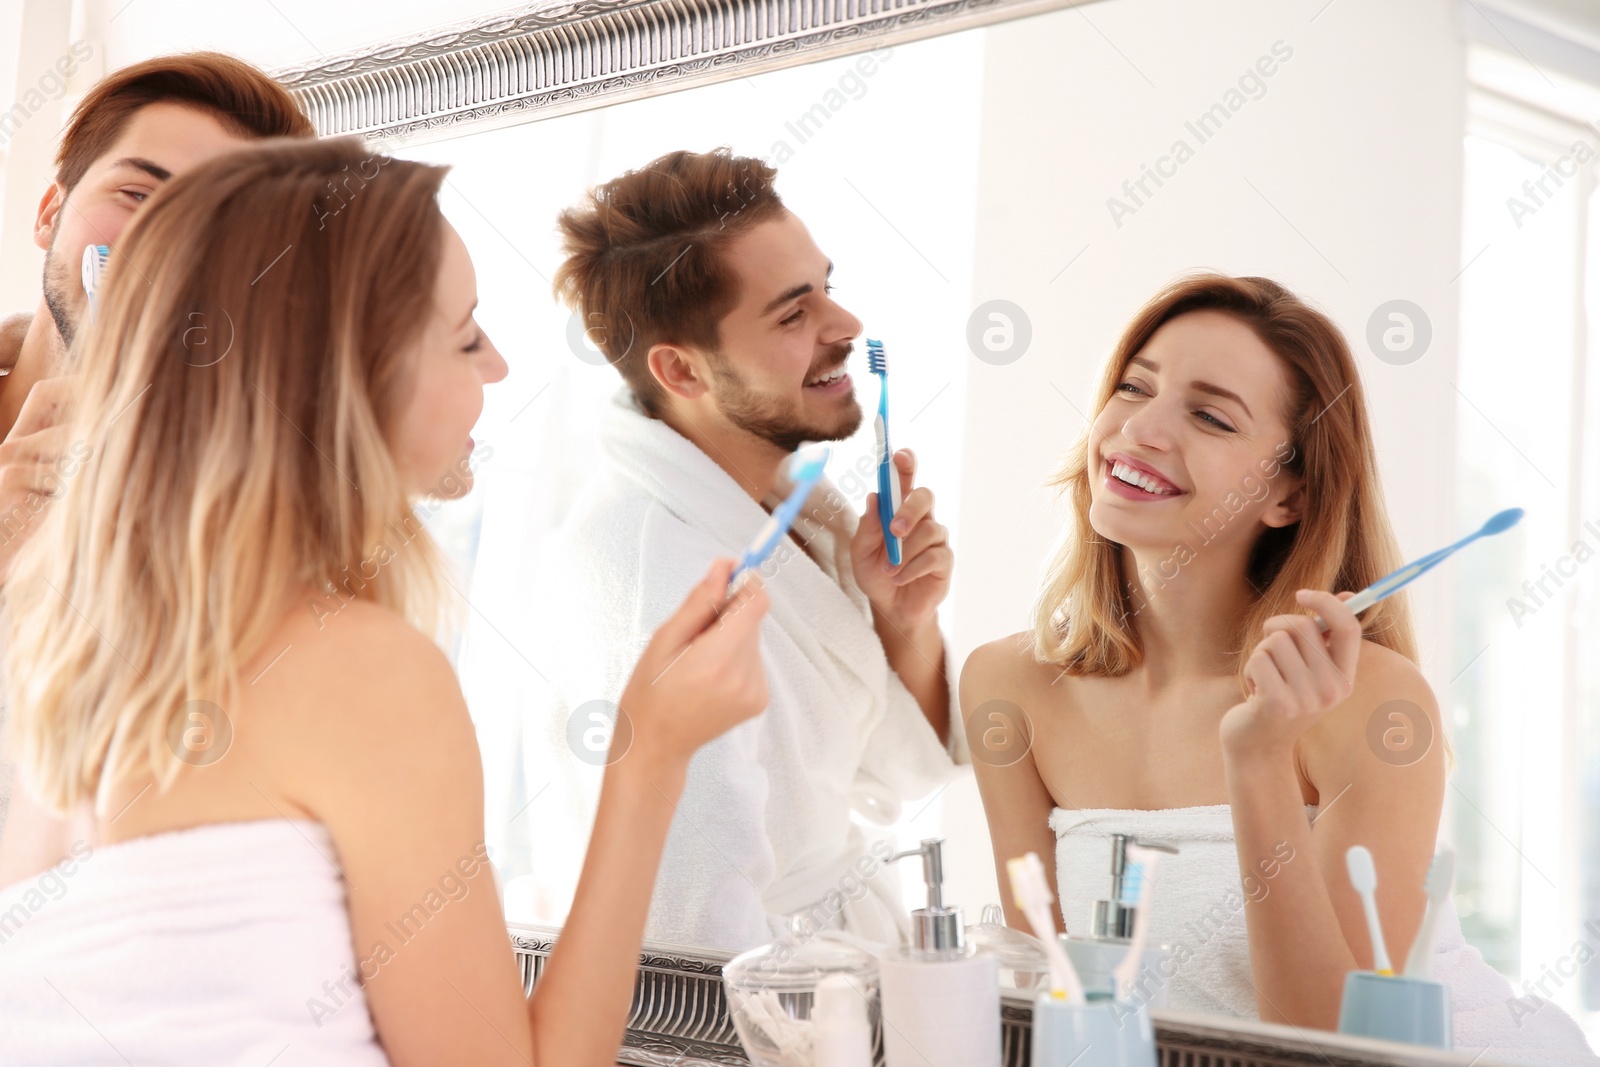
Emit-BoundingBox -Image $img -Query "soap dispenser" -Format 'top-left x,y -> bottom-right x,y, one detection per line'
1062,833 -> 1178,1008
877,837 -> 1001,1067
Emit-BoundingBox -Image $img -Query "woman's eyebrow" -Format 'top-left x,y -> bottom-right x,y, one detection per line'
1127,356 -> 1253,419
1192,380 -> 1252,419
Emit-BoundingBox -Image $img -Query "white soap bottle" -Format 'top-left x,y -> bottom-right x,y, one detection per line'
877,837 -> 1001,1067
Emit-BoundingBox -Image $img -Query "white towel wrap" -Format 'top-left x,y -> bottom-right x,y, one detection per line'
0,817 -> 389,1065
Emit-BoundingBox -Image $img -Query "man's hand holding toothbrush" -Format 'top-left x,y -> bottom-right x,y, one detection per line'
850,446 -> 954,746
851,447 -> 952,630
0,374 -> 78,578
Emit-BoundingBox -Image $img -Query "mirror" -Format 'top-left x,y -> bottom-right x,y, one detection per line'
281,0 -> 1600,1055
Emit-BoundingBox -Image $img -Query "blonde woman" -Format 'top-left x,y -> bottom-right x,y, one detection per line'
0,137 -> 770,1066
962,275 -> 1596,1063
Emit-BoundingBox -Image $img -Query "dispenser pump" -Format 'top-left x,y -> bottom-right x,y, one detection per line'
1093,833 -> 1179,940
888,837 -> 964,953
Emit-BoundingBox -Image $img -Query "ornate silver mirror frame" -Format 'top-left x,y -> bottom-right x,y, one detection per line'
271,0 -> 1098,144
273,5 -> 1513,1062
508,924 -> 1493,1066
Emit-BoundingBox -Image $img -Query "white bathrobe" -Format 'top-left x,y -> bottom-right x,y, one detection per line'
501,388 -> 967,953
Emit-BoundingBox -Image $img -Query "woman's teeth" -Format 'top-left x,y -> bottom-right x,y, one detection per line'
1110,460 -> 1180,495
805,366 -> 847,387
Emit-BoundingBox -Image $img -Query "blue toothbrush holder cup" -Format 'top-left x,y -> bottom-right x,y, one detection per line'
1337,971 -> 1452,1049
1031,991 -> 1158,1067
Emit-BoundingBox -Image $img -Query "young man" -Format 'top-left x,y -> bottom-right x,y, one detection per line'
497,147 -> 968,951
0,53 -> 314,837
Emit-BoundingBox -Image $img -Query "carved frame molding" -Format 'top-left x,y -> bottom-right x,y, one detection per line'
273,0 -> 1098,144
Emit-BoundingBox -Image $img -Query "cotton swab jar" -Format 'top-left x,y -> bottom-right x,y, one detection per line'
722,917 -> 881,1067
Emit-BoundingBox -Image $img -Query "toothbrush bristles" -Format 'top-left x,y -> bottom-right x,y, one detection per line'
865,337 -> 886,374
1006,854 -> 1050,908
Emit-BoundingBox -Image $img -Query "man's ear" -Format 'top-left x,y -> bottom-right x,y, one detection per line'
1263,475 -> 1304,529
33,182 -> 65,252
648,342 -> 710,402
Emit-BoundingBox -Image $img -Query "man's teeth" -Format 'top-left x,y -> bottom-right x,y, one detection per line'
805,367 -> 846,387
1111,461 -> 1179,495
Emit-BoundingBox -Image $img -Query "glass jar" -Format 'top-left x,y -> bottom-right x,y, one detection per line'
722,916 -> 881,1067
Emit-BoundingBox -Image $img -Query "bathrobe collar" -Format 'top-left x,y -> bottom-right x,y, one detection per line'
597,388 -> 890,699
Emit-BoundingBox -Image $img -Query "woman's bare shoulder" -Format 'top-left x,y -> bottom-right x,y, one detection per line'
960,630 -> 1075,711
1301,638 -> 1442,777
242,597 -> 456,703
238,598 -> 478,805
963,631 -> 1040,688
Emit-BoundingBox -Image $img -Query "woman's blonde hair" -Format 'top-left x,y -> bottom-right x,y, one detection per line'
4,137 -> 452,814
1032,273 -> 1417,690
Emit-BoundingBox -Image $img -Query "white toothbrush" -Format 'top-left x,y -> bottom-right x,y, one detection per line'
1006,851 -> 1086,1004
1403,846 -> 1456,980
1346,845 -> 1393,975
1112,842 -> 1172,1002
81,243 -> 111,321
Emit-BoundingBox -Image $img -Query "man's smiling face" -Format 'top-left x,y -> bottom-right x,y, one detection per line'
691,210 -> 867,452
36,102 -> 252,347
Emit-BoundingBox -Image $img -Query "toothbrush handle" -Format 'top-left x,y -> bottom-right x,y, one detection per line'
1403,901 -> 1441,978
875,416 -> 901,566
1029,905 -> 1085,1003
1313,544 -> 1467,632
1362,894 -> 1393,974
1313,586 -> 1382,633
879,457 -> 902,563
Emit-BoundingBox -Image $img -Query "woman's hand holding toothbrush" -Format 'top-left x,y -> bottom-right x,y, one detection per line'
1220,589 -> 1362,764
533,561 -> 770,1067
1217,587 -> 1445,1028
617,558 -> 772,774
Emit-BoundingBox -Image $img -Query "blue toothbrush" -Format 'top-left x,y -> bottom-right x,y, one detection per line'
81,244 -> 110,322
1315,507 -> 1524,632
867,338 -> 902,566
728,445 -> 832,593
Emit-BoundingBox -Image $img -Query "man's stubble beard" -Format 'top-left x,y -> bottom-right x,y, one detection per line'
707,342 -> 863,453
41,223 -> 81,349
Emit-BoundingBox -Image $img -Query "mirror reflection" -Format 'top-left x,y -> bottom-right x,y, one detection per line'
414,1 -> 1600,1059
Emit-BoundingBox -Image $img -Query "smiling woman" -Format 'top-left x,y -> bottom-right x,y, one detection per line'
0,132 -> 772,1067
1032,273 -> 1415,686
961,272 -> 1595,1061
